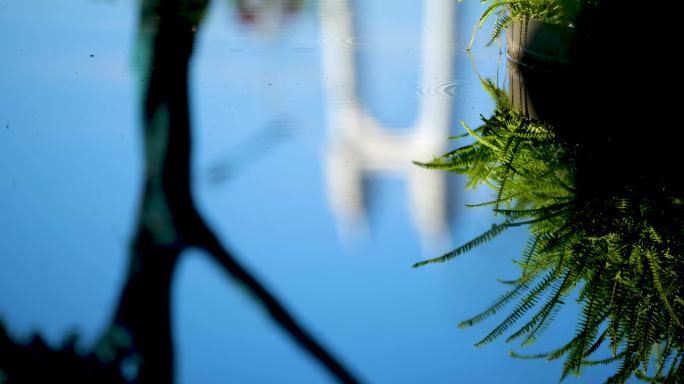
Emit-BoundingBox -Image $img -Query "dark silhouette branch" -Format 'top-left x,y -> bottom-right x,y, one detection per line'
196,224 -> 360,384
104,0 -> 361,383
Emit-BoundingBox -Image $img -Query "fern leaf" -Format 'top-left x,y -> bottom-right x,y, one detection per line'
644,249 -> 683,329
474,269 -> 557,347
486,14 -> 511,47
465,194 -> 519,208
506,271 -> 574,345
582,352 -> 626,367
467,0 -> 507,50
653,338 -> 675,382
509,334 -> 580,361
493,202 -> 572,219
511,124 -> 555,140
448,128 -> 482,140
460,120 -> 500,151
413,222 -> 511,267
458,282 -> 529,329
562,268 -> 609,380
412,160 -> 459,171
479,77 -> 511,109
492,139 -> 523,211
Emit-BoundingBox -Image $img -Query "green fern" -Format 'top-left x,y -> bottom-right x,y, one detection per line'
413,79 -> 684,382
412,221 -> 512,267
467,0 -> 583,50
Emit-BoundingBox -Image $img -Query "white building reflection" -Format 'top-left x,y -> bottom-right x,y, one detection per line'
320,0 -> 455,247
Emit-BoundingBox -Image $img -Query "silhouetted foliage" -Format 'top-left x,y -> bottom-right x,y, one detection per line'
0,321 -> 131,383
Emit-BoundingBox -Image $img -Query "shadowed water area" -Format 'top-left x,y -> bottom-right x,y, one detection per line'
1,0 -> 680,383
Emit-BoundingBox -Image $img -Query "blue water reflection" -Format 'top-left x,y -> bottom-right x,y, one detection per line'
0,0 -> 617,382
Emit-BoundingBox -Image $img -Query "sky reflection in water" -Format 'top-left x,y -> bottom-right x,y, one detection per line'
0,0 -> 617,382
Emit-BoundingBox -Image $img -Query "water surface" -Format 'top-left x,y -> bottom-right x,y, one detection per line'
0,0 -> 617,382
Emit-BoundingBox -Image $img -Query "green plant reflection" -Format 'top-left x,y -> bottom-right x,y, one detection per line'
414,75 -> 683,382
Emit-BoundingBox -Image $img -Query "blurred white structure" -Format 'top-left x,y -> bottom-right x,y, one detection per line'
320,0 -> 455,247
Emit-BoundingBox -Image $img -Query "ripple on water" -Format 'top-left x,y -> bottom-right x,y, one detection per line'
319,34 -> 365,47
416,79 -> 473,99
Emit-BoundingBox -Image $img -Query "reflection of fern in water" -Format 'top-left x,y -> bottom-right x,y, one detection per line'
468,0 -> 583,48
414,79 -> 683,382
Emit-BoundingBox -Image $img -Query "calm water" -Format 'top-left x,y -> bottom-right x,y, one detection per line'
0,1 -> 617,382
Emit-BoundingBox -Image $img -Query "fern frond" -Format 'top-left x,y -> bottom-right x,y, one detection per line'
582,352 -> 626,367
458,282 -> 529,329
474,269 -> 558,347
460,120 -> 500,152
510,124 -> 555,140
412,73 -> 684,382
562,268 -> 608,380
413,222 -> 511,267
480,78 -> 511,109
412,160 -> 460,171
493,202 -> 572,219
605,355 -> 640,384
653,338 -> 675,382
492,139 -> 522,210
634,369 -> 665,383
582,328 -> 608,359
448,128 -> 482,141
486,14 -> 511,47
506,270 -> 575,345
467,0 -> 507,50
644,249 -> 683,329
509,334 -> 580,361
465,194 -> 519,208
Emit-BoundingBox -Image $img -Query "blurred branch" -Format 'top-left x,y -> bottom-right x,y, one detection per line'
108,0 -> 361,383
